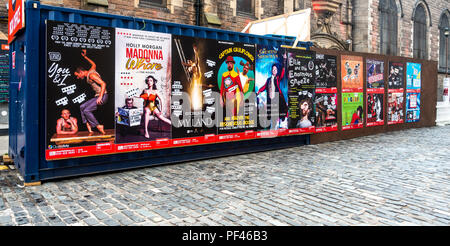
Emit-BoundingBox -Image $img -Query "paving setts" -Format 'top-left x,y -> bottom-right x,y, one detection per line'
1,126 -> 450,226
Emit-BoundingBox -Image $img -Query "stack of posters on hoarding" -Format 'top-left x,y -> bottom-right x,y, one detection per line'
255,45 -> 289,138
387,62 -> 405,124
341,55 -> 364,130
366,59 -> 384,127
171,36 -> 218,146
314,53 -> 337,133
286,48 -> 316,135
406,62 -> 421,123
216,41 -> 257,142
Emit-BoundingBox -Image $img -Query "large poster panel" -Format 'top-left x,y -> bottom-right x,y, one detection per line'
46,21 -> 116,160
287,48 -> 316,135
387,62 -> 404,124
406,62 -> 421,123
216,41 -> 257,142
255,45 -> 288,138
171,36 -> 218,146
342,92 -> 364,130
114,28 -> 172,151
366,59 -> 384,127
314,53 -> 337,133
341,55 -> 363,130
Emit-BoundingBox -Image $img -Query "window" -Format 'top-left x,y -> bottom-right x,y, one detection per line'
379,0 -> 398,55
237,0 -> 254,15
294,0 -> 305,11
140,0 -> 164,6
413,4 -> 428,59
439,14 -> 449,71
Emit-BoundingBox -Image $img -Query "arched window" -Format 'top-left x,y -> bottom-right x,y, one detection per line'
379,0 -> 398,55
413,4 -> 428,59
439,13 -> 449,71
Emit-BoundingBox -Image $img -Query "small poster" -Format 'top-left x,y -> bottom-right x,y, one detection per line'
114,28 -> 172,150
342,92 -> 364,130
255,45 -> 288,137
366,93 -> 384,126
387,92 -> 404,124
406,62 -> 421,91
216,41 -> 257,142
45,21 -> 116,160
286,49 -> 316,135
388,62 -> 404,90
171,36 -> 218,146
314,53 -> 337,133
341,55 -> 363,92
406,92 -> 420,122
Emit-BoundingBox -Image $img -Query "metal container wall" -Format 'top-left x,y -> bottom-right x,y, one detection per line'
9,1 -> 313,183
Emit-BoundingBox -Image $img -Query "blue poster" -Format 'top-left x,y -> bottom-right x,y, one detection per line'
406,92 -> 420,122
406,62 -> 421,90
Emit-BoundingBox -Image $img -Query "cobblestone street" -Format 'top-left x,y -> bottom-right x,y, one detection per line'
1,126 -> 450,226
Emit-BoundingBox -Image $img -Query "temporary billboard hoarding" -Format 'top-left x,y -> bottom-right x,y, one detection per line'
341,55 -> 363,130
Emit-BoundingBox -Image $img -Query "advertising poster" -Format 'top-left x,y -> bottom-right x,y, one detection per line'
406,62 -> 421,123
388,62 -> 404,90
114,28 -> 172,151
366,59 -> 384,126
366,93 -> 384,126
286,49 -> 316,135
45,21 -> 116,160
171,36 -> 218,146
254,45 -> 288,138
314,53 -> 337,133
341,55 -> 363,92
406,92 -> 420,122
387,92 -> 404,124
216,41 -> 257,142
342,92 -> 364,130
387,62 -> 405,124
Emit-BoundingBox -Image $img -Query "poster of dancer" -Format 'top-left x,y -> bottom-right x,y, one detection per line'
406,62 -> 421,123
114,28 -> 172,150
387,62 -> 405,124
286,48 -> 316,135
314,53 -> 337,133
342,92 -> 364,130
45,21 -> 115,160
216,41 -> 257,142
366,59 -> 384,126
171,36 -> 218,146
254,45 -> 288,138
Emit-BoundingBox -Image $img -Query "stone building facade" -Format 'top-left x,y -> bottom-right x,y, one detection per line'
0,0 -> 448,100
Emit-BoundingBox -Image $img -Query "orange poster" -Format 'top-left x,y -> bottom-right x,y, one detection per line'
341,55 -> 363,92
